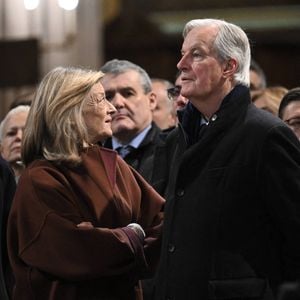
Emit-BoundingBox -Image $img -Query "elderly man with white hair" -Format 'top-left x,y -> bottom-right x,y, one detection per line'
0,105 -> 30,180
152,18 -> 300,300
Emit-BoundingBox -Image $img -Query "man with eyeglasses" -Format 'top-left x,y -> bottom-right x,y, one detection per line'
151,78 -> 177,130
167,71 -> 189,111
279,87 -> 300,141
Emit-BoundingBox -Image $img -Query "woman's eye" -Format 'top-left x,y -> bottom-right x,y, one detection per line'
97,97 -> 105,103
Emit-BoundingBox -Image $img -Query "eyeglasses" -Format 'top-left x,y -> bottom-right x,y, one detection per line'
284,117 -> 300,131
167,86 -> 181,101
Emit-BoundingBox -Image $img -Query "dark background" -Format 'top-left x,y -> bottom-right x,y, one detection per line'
0,39 -> 39,88
103,0 -> 300,88
0,0 -> 299,89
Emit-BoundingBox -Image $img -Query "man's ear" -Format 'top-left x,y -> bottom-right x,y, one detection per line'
148,91 -> 157,112
223,58 -> 238,78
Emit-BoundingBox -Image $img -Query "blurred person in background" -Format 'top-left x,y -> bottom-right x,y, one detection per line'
250,58 -> 267,99
7,66 -> 164,300
0,105 -> 30,180
151,78 -> 177,130
252,86 -> 288,115
9,90 -> 34,110
279,87 -> 300,141
168,71 -> 189,111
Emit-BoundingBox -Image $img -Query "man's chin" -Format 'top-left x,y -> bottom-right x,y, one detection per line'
112,124 -> 134,135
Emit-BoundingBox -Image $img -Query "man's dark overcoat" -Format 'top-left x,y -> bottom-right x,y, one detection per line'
153,85 -> 300,300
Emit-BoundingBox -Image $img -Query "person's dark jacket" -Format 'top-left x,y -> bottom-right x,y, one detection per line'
104,122 -> 162,182
0,157 -> 16,299
152,85 -> 300,300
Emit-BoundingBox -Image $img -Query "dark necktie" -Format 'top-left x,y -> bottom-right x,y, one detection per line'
116,145 -> 133,158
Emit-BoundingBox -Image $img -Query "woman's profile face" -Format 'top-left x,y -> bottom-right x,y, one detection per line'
82,82 -> 116,144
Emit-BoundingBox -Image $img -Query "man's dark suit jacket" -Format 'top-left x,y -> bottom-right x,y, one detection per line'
104,122 -> 162,182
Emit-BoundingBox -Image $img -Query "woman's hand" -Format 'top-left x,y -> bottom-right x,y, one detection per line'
127,223 -> 146,240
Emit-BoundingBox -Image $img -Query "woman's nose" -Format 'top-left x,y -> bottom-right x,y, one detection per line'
107,100 -> 117,114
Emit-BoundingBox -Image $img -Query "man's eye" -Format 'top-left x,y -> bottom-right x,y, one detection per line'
290,120 -> 300,126
122,91 -> 134,98
105,92 -> 114,101
6,131 -> 16,137
192,51 -> 202,58
285,118 -> 300,129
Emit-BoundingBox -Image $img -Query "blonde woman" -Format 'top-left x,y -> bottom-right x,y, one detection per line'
7,67 -> 164,300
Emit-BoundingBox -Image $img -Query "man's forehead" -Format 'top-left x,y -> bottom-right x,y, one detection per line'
5,124 -> 24,130
103,69 -> 139,80
182,26 -> 217,50
283,101 -> 300,118
7,112 -> 28,123
4,121 -> 26,133
101,70 -> 142,90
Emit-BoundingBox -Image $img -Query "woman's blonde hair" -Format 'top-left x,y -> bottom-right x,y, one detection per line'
22,66 -> 104,166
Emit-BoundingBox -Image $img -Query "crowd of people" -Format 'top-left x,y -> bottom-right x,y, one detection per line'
0,18 -> 299,300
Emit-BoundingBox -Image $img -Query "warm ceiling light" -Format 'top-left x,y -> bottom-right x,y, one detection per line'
24,0 -> 39,10
58,0 -> 79,11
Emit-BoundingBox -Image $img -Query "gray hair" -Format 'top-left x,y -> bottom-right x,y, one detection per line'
100,59 -> 152,93
183,19 -> 251,87
0,105 -> 30,141
151,78 -> 174,90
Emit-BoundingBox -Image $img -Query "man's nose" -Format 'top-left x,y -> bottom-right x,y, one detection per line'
177,54 -> 188,71
15,129 -> 23,140
111,93 -> 126,108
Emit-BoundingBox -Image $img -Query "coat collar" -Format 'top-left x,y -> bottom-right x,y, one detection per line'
178,85 -> 251,147
176,85 -> 251,187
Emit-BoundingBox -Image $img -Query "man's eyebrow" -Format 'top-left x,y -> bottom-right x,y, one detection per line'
120,87 -> 135,92
104,89 -> 115,93
105,87 -> 135,93
5,126 -> 21,132
8,125 -> 21,129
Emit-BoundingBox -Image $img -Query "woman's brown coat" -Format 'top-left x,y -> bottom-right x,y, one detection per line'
8,146 -> 164,300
